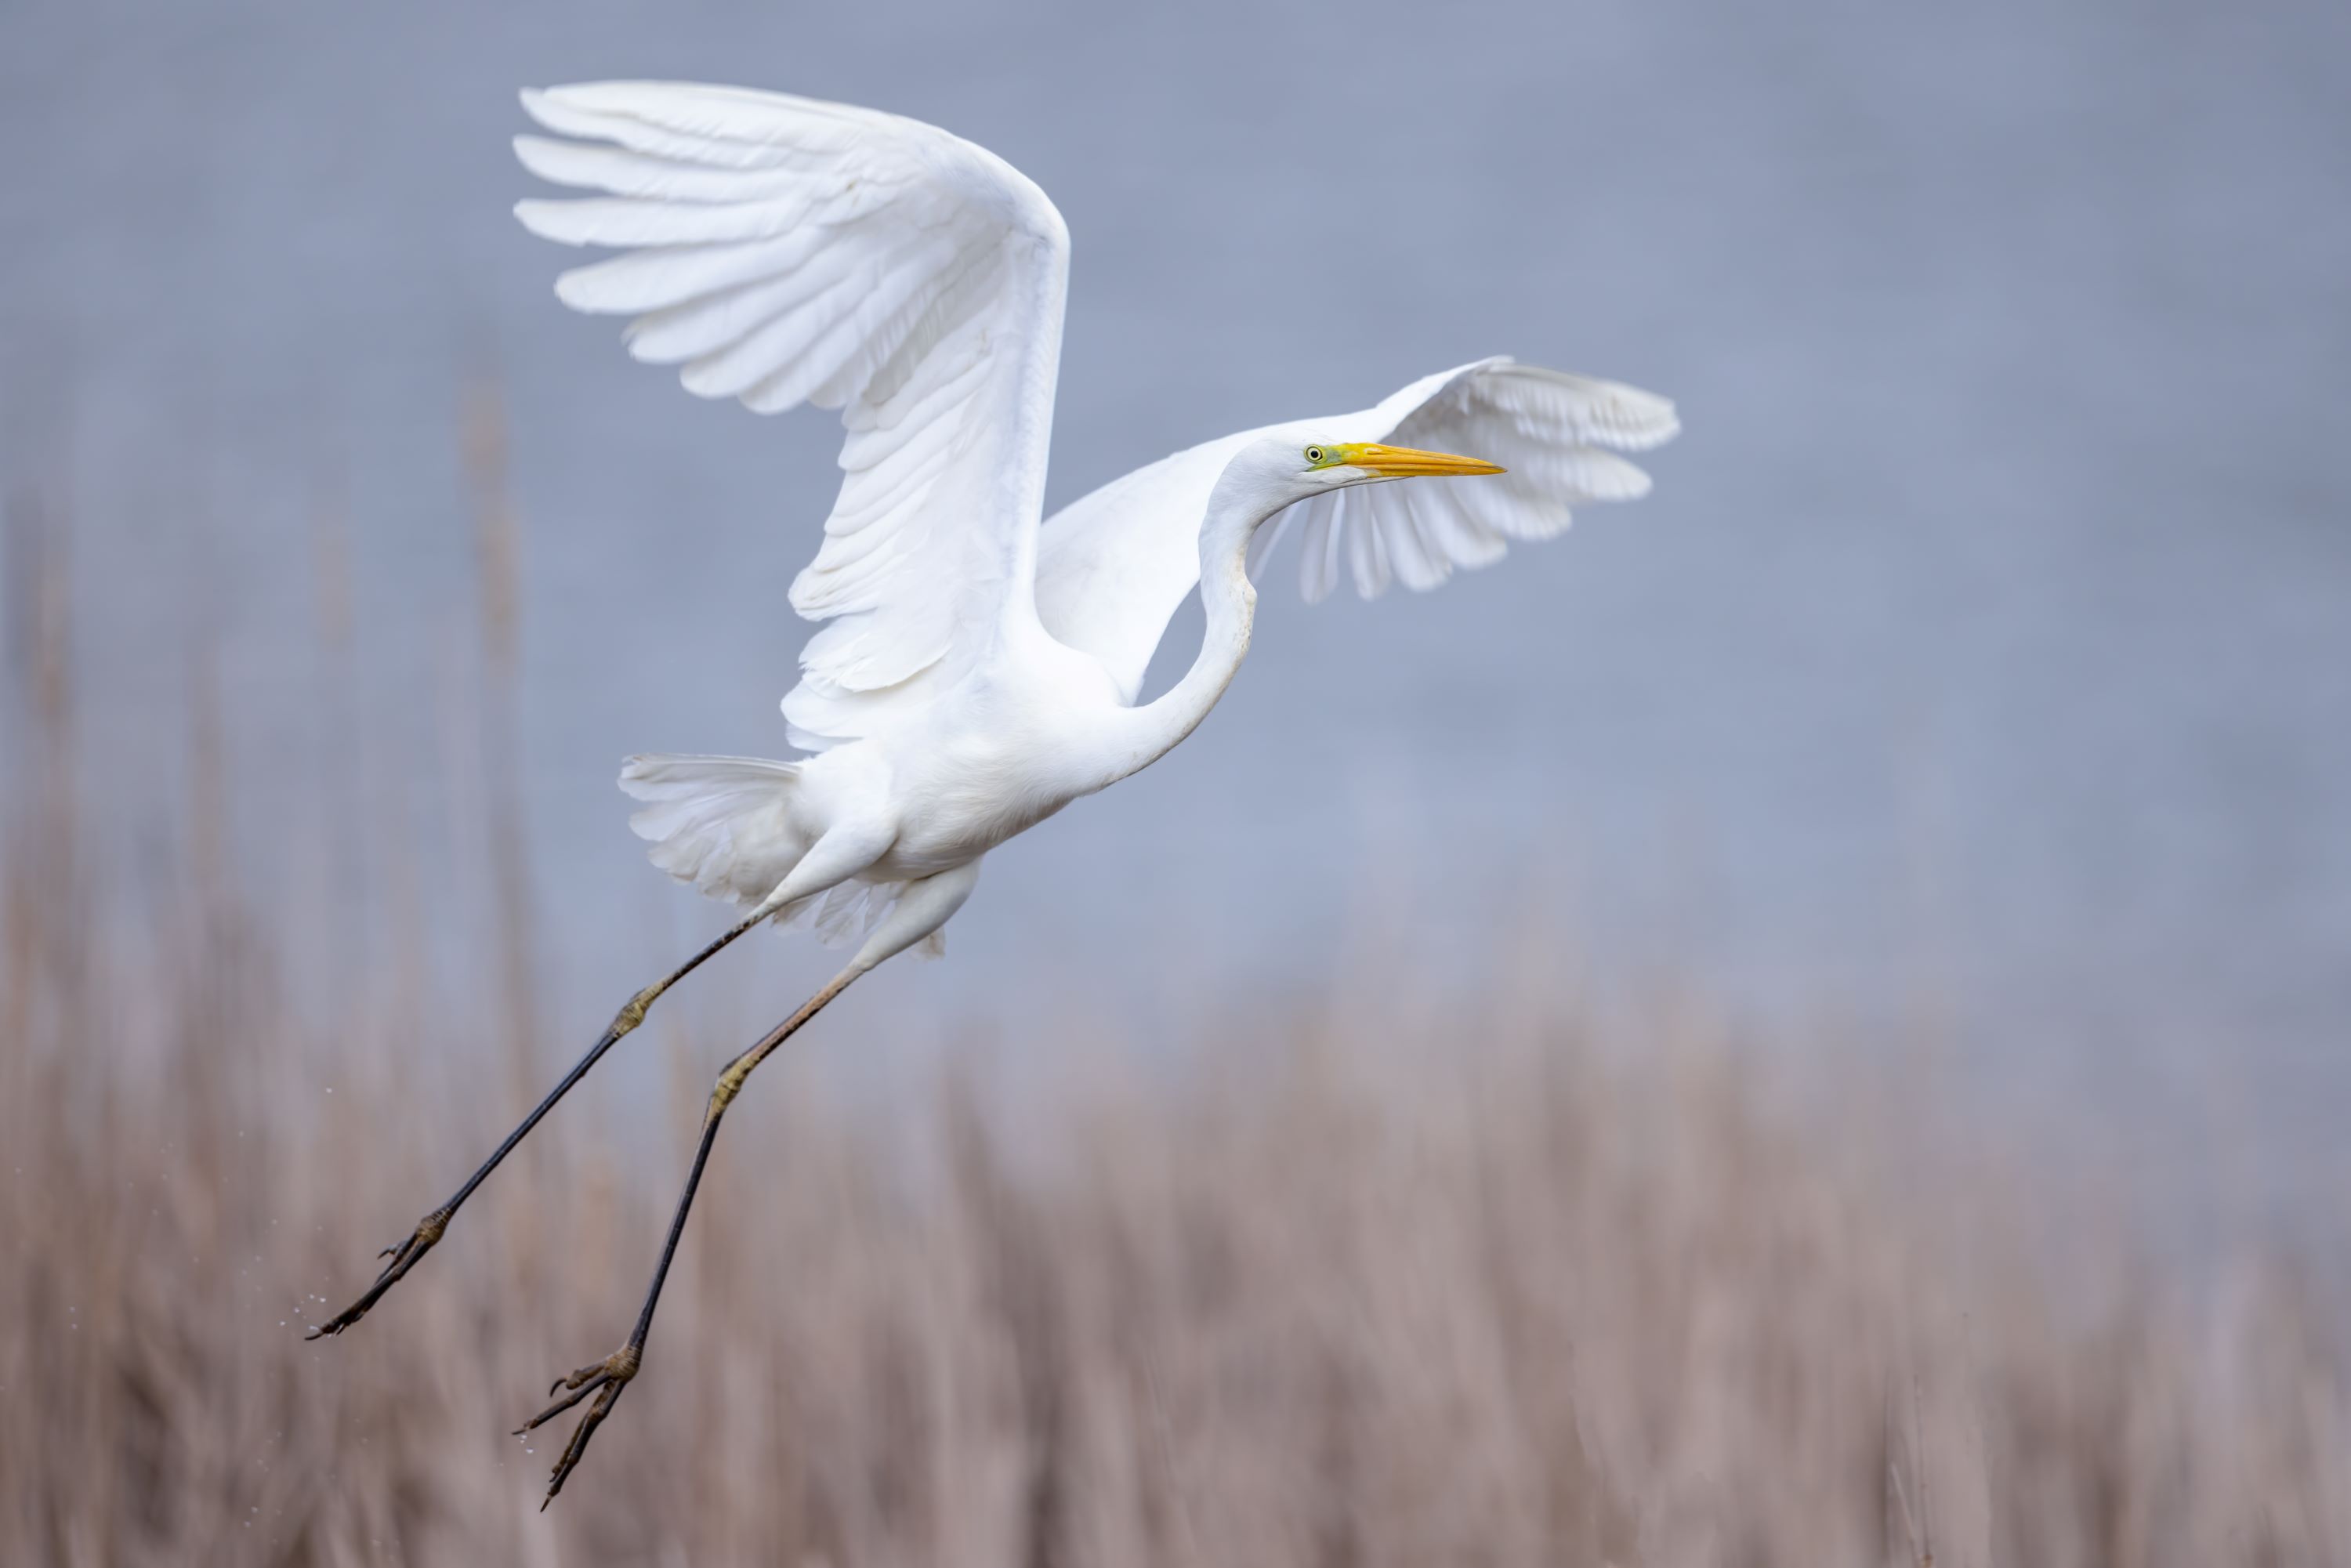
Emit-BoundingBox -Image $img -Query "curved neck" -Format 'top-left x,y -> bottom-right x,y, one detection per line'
1092,472 -> 1277,787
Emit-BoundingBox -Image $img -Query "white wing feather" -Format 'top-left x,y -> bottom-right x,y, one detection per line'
514,81 -> 1070,749
1034,357 -> 1679,703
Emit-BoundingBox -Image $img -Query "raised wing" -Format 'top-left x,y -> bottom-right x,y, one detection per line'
1034,358 -> 1679,703
514,81 -> 1070,748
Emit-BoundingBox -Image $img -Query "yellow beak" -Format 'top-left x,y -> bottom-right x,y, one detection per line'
1342,442 -> 1506,477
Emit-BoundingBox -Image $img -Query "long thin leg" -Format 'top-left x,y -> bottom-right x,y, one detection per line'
306,909 -> 766,1339
516,857 -> 982,1506
516,962 -> 862,1507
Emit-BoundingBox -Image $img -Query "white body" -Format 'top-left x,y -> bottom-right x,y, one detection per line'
515,81 -> 1679,969
656,621 -> 1128,895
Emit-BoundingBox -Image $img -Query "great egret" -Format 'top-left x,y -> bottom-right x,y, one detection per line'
307,80 -> 1678,1505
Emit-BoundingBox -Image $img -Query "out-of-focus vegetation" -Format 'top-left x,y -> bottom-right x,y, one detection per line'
4,468 -> 2346,1568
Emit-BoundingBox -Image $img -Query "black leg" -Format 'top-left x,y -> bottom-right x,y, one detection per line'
306,911 -> 766,1339
516,963 -> 860,1507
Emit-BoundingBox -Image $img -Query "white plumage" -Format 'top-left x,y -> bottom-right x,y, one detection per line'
306,78 -> 1681,1505
517,81 -> 1070,749
1038,356 -> 1679,702
514,81 -> 1677,960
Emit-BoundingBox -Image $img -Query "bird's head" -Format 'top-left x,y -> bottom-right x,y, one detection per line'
1219,435 -> 1505,517
1203,436 -> 1506,572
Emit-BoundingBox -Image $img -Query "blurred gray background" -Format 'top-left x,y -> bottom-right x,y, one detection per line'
5,2 -> 2346,1216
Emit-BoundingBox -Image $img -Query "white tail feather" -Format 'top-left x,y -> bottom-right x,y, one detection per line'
619,754 -> 806,907
616,754 -> 944,956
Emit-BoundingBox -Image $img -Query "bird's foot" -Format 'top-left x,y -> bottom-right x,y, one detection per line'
305,1208 -> 450,1339
516,1343 -> 642,1508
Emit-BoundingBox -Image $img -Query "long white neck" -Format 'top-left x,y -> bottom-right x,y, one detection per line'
1090,469 -> 1280,788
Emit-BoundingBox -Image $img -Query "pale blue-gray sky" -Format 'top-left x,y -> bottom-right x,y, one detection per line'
5,0 -> 2348,1211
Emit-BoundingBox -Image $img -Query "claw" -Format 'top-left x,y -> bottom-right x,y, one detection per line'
517,1345 -> 641,1507
304,1210 -> 450,1339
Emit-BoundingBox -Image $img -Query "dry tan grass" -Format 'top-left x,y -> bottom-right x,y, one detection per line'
7,871 -> 2349,1565
5,467 -> 2346,1566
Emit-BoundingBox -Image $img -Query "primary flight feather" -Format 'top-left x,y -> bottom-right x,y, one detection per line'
310,78 -> 1679,1507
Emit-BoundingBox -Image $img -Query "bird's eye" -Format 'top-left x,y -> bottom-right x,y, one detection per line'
1304,446 -> 1325,465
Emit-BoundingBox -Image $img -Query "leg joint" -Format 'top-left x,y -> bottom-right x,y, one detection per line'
706,1062 -> 751,1121
610,984 -> 659,1038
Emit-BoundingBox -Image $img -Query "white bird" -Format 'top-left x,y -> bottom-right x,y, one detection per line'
307,80 -> 1678,1504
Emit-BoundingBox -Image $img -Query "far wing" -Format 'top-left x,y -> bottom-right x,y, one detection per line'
514,81 -> 1070,749
1034,358 -> 1679,704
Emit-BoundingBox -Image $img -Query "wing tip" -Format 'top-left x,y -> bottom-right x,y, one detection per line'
512,132 -> 567,181
1493,361 -> 1683,451
513,197 -> 581,244
550,266 -> 601,312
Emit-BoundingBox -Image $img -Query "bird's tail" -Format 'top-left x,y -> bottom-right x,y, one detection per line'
618,752 -> 947,957
618,754 -> 809,910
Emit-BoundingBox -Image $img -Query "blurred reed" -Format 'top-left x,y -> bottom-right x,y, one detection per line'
2,433 -> 2346,1567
